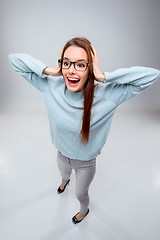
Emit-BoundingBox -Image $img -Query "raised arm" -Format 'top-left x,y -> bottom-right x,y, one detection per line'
103,66 -> 160,87
91,46 -> 160,104
9,54 -> 49,92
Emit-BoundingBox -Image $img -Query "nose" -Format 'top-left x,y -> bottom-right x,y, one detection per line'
68,62 -> 76,74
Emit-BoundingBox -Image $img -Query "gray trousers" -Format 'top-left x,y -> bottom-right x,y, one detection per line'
57,151 -> 96,215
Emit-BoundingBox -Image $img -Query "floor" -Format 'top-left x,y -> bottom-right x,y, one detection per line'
0,110 -> 160,240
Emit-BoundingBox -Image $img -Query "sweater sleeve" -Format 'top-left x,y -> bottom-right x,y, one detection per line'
8,54 -> 49,92
103,66 -> 160,105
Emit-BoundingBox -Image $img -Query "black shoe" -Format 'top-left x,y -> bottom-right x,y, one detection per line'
57,179 -> 70,194
72,209 -> 89,224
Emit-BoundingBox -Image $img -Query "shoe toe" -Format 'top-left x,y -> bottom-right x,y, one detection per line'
72,209 -> 89,224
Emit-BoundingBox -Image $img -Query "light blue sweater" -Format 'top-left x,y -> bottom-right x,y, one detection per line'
9,54 -> 160,160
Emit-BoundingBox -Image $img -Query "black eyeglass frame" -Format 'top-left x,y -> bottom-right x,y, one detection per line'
58,59 -> 90,72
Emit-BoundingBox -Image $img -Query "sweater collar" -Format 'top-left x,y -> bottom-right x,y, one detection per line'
65,86 -> 84,101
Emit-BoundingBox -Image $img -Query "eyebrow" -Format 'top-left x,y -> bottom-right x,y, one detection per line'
63,57 -> 87,62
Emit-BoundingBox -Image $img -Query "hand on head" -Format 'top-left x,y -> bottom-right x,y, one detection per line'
43,57 -> 62,77
90,45 -> 106,82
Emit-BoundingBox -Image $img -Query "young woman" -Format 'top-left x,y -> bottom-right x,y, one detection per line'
9,37 -> 160,224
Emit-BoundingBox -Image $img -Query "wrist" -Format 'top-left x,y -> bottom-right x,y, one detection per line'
43,66 -> 50,75
43,66 -> 61,76
95,72 -> 106,82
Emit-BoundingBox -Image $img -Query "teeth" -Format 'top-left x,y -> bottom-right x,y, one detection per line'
68,78 -> 79,81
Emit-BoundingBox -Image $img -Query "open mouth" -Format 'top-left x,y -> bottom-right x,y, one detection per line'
67,77 -> 80,86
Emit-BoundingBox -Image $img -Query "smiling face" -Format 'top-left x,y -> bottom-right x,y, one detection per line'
62,46 -> 89,92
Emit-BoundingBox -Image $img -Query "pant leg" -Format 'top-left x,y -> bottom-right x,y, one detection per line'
57,151 -> 72,184
74,159 -> 96,215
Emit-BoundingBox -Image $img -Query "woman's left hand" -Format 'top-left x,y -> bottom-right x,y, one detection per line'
91,46 -> 106,82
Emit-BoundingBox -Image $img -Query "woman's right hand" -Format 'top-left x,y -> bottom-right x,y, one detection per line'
43,64 -> 62,76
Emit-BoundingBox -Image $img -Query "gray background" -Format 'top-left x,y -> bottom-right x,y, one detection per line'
1,0 -> 160,113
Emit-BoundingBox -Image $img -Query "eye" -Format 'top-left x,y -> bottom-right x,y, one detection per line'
78,63 -> 85,68
63,60 -> 70,67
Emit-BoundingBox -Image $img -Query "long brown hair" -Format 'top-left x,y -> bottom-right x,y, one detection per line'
60,37 -> 95,144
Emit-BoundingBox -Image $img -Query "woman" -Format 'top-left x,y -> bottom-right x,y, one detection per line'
9,37 -> 160,224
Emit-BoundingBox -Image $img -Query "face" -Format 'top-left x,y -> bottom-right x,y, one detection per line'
62,46 -> 89,92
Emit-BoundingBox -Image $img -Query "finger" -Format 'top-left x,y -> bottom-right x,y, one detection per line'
57,51 -> 63,61
89,44 -> 94,57
90,44 -> 98,56
59,51 -> 63,59
90,49 -> 94,58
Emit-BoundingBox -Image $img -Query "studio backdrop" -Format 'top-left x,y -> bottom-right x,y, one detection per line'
1,0 -> 160,113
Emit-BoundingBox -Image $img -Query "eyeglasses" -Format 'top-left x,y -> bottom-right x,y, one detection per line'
58,59 -> 89,71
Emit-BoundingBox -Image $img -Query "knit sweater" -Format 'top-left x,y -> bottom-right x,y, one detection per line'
8,54 -> 160,160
